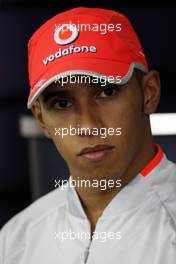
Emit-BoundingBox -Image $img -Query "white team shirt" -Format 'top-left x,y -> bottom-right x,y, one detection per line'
0,144 -> 176,264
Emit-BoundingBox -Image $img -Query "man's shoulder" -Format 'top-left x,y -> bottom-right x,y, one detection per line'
5,185 -> 67,226
150,157 -> 176,225
0,185 -> 67,260
163,159 -> 176,219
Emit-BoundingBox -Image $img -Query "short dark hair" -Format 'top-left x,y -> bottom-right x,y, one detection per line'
134,69 -> 146,115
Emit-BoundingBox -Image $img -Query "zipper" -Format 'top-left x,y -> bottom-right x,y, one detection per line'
83,242 -> 91,264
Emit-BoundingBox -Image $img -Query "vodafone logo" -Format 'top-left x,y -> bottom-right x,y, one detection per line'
54,24 -> 79,45
43,45 -> 97,65
42,23 -> 97,65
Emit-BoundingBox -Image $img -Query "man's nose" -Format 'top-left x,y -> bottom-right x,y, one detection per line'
75,103 -> 104,136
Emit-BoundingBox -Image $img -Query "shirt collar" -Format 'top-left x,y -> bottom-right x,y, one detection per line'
140,144 -> 164,177
66,144 -> 168,219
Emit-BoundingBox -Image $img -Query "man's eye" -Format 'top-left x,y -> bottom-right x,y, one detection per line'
98,87 -> 118,98
53,99 -> 72,110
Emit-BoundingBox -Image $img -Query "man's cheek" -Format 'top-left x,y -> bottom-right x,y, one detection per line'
53,137 -> 73,159
51,136 -> 66,157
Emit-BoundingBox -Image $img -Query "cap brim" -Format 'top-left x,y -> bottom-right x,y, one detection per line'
27,58 -> 148,109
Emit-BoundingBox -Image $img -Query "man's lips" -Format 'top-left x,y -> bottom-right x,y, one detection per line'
78,144 -> 115,156
78,145 -> 114,160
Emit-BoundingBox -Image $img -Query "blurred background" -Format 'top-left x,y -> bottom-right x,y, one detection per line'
0,0 -> 176,228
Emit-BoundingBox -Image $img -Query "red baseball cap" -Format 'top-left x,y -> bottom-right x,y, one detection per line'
27,7 -> 148,109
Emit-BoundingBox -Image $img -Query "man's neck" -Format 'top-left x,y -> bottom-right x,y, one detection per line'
74,142 -> 156,234
76,184 -> 123,234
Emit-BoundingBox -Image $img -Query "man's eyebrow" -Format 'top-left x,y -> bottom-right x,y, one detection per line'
41,82 -> 119,103
41,90 -> 71,102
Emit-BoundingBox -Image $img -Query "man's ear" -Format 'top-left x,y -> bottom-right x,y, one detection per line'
142,70 -> 161,115
31,100 -> 51,138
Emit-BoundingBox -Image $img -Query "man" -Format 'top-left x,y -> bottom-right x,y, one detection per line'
0,6 -> 176,264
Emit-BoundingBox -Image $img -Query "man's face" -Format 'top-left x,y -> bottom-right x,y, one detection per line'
32,72 -> 156,184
